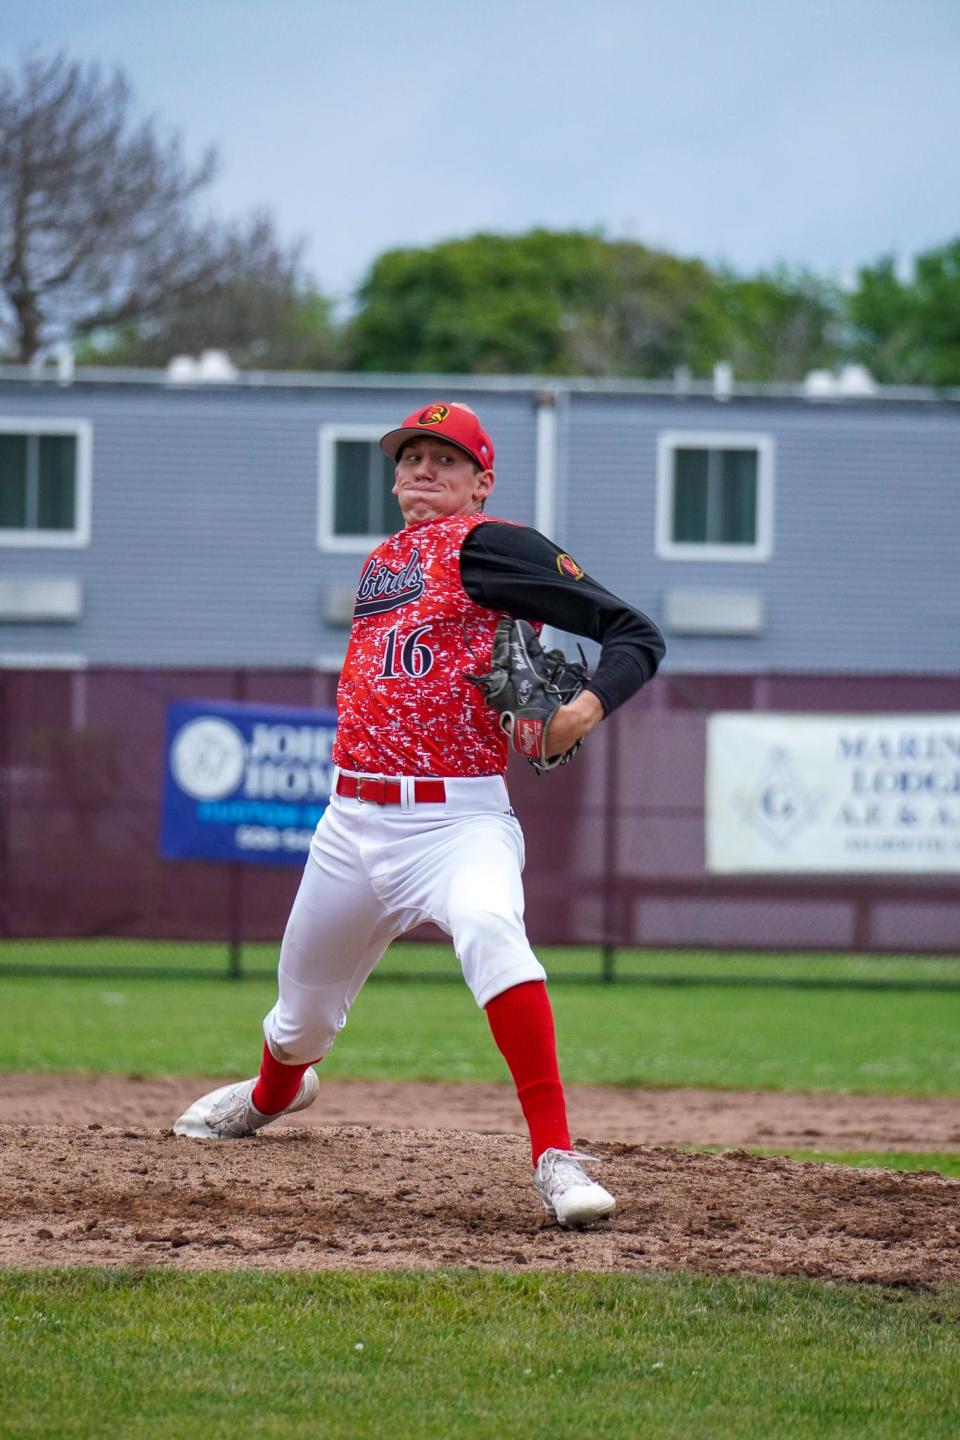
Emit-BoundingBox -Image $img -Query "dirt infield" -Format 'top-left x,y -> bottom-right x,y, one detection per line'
2,1076 -> 959,1285
5,1073 -> 960,1152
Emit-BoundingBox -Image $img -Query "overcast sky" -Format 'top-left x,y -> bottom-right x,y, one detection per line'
3,0 -> 959,306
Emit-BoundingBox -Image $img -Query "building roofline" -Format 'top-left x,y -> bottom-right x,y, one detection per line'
1,363 -> 959,407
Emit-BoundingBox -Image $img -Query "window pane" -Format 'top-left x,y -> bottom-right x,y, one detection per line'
672,448 -> 709,542
371,450 -> 402,533
333,441 -> 372,534
334,442 -> 402,537
718,450 -> 758,543
0,433 -> 27,528
37,434 -> 77,530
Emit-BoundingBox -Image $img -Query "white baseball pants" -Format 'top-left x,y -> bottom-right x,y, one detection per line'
263,770 -> 546,1065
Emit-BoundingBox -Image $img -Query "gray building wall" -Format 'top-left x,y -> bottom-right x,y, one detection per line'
0,380 -> 540,666
1,372 -> 957,674
558,391 -> 960,674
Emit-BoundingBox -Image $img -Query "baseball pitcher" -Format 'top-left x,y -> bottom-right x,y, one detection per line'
175,402 -> 665,1227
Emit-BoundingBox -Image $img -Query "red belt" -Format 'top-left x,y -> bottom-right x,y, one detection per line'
336,774 -> 447,805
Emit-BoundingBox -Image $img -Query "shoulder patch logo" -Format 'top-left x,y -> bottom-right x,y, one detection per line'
418,404 -> 450,426
556,553 -> 584,581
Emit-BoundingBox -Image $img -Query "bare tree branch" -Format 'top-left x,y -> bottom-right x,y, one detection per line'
0,50 -> 311,363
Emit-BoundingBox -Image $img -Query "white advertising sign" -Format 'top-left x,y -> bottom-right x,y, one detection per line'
707,714 -> 960,874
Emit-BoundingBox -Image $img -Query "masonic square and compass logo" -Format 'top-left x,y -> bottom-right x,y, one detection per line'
735,745 -> 823,849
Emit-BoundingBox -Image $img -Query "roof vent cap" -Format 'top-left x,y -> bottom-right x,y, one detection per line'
835,363 -> 876,397
166,350 -> 237,384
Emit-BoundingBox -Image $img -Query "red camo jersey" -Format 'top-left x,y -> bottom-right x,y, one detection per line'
334,513 -> 514,777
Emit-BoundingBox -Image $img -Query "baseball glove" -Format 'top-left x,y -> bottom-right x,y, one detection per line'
466,617 -> 589,772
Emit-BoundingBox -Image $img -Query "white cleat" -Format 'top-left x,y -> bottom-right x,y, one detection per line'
172,1069 -> 320,1139
534,1148 -> 616,1228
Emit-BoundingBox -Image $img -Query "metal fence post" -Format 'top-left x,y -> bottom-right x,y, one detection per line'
600,709 -> 619,981
0,670 -> 8,939
227,664 -> 249,979
227,873 -> 243,979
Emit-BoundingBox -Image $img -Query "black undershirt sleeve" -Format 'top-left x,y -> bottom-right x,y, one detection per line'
460,521 -> 665,715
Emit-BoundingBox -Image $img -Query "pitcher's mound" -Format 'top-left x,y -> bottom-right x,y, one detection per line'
2,1122 -> 957,1286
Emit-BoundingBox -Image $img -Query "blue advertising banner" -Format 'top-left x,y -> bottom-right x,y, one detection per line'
161,699 -> 338,866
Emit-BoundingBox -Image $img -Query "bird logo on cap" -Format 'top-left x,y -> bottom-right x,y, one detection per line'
418,404 -> 450,426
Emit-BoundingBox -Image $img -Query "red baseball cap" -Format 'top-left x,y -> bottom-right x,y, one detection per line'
380,402 -> 495,470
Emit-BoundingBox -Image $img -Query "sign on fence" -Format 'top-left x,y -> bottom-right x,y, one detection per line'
161,700 -> 338,866
707,713 -> 960,874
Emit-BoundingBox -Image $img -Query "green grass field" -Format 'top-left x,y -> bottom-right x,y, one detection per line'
705,1149 -> 960,1179
2,1270 -> 959,1440
3,936 -> 959,987
2,957 -> 959,1438
3,967 -> 960,1094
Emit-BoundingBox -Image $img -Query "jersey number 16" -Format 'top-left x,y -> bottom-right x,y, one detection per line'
378,624 -> 434,679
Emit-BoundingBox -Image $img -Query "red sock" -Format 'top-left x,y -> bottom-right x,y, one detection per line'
485,980 -> 571,1166
251,1042 -> 317,1116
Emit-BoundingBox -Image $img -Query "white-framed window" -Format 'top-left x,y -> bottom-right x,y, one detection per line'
317,423 -> 403,552
0,418 -> 93,548
656,431 -> 774,562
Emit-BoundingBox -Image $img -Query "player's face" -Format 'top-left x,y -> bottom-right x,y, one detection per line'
393,438 -> 494,525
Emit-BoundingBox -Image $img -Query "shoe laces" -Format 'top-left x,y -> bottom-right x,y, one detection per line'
209,1082 -> 255,1130
537,1148 -> 602,1194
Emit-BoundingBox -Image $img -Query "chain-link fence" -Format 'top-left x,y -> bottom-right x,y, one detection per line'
1,666 -> 958,987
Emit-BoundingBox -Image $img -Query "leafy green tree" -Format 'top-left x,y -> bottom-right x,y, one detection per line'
563,240 -> 724,377
346,229 -> 727,378
347,229 -> 589,374
711,267 -> 844,382
848,240 -> 960,385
